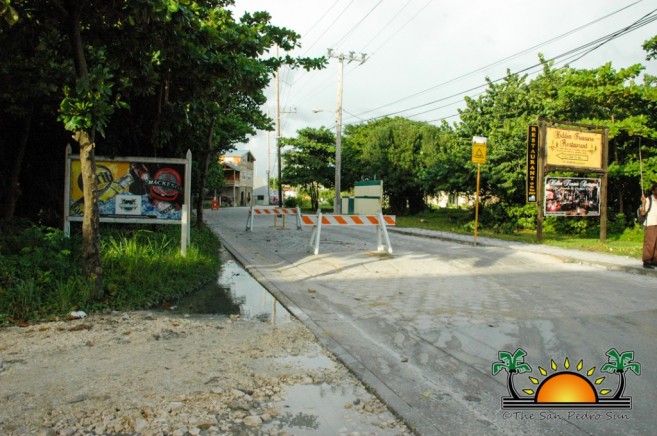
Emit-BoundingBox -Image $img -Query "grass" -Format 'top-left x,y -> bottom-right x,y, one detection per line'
396,208 -> 643,259
0,223 -> 221,324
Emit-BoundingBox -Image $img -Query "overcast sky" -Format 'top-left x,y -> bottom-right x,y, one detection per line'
229,0 -> 657,186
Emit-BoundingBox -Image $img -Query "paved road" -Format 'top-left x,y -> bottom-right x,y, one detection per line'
205,207 -> 657,436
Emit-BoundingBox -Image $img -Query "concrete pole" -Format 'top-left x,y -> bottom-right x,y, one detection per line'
276,47 -> 283,208
335,55 -> 344,215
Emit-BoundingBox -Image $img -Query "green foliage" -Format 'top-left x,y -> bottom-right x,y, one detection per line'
344,117 -> 441,215
0,223 -> 221,323
58,63 -> 127,138
281,127 -> 335,210
0,0 -> 18,25
283,196 -> 300,208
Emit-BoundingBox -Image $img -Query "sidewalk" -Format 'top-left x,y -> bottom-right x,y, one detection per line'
388,227 -> 657,277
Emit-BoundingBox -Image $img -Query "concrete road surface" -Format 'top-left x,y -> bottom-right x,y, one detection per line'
205,207 -> 657,435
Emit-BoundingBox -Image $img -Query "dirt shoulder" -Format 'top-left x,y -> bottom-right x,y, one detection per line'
0,311 -> 410,435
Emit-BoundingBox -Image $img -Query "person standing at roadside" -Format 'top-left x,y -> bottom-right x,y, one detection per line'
640,184 -> 657,269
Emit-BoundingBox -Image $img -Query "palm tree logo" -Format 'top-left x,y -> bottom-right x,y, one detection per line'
492,348 -> 640,409
492,348 -> 532,400
600,348 -> 641,400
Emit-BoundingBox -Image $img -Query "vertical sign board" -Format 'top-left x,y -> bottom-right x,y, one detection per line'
527,125 -> 539,203
64,146 -> 193,254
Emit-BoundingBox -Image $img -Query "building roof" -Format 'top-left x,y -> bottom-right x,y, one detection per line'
223,162 -> 241,172
223,150 -> 255,161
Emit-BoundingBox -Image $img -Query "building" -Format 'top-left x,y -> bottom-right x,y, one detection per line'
220,150 -> 255,207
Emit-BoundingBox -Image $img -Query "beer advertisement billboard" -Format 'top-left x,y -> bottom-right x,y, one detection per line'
69,160 -> 186,220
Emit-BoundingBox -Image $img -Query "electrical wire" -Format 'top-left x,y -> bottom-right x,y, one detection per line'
354,0 -> 646,118
331,0 -> 384,50
356,7 -> 657,123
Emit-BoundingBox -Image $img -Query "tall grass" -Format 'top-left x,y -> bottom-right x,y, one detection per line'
0,224 -> 221,324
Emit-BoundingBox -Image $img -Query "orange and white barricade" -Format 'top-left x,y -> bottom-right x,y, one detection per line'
303,210 -> 396,255
245,206 -> 302,231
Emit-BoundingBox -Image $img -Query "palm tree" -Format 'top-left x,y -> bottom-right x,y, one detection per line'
601,348 -> 641,400
492,348 -> 532,399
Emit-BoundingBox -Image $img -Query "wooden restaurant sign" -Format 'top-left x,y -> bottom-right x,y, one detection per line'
545,127 -> 603,170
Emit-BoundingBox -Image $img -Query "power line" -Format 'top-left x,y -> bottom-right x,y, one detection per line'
359,0 -> 416,52
331,0 -> 384,50
357,8 -> 657,123
354,0 -> 646,118
301,0 -> 356,55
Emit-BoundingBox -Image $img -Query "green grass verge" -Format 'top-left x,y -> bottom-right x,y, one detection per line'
0,223 -> 221,324
396,208 -> 643,259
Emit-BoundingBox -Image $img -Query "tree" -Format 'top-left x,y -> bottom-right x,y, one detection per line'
281,127 -> 335,210
2,1 -> 324,297
492,348 -> 532,399
344,118 -> 440,215
601,348 -> 641,400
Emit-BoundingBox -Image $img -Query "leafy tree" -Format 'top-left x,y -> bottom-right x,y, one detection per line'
343,117 -> 440,215
2,0 -> 324,298
643,35 -> 657,61
281,127 -> 335,211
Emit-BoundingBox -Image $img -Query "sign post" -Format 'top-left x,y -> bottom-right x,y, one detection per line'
472,136 -> 487,246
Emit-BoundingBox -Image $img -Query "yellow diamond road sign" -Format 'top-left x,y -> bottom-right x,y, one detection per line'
472,137 -> 487,164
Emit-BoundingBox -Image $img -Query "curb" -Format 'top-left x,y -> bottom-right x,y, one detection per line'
211,224 -> 430,435
388,227 -> 657,278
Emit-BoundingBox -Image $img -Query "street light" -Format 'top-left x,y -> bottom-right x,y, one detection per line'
313,108 -> 342,214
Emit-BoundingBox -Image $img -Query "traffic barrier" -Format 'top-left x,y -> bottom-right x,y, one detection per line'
245,206 -> 302,231
304,210 -> 395,255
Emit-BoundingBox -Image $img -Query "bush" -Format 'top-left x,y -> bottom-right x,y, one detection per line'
283,196 -> 299,208
481,202 -> 536,234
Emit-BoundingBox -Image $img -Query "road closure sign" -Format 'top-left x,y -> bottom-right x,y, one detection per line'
472,136 -> 487,164
545,127 -> 603,170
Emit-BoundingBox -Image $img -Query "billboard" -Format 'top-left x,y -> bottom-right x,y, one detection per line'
544,177 -> 601,217
68,160 -> 185,220
545,127 -> 603,170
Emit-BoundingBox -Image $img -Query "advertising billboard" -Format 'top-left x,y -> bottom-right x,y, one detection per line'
544,177 -> 601,217
68,160 -> 185,220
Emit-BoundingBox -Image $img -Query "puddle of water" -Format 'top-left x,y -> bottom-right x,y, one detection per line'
263,383 -> 399,435
168,259 -> 290,323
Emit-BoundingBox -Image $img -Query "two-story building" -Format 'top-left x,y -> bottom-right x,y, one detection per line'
220,150 -> 255,207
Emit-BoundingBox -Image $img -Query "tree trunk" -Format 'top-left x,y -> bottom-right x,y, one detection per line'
196,116 -> 216,226
65,1 -> 103,298
76,130 -> 103,298
3,107 -> 32,223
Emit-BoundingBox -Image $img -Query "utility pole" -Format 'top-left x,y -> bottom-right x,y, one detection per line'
327,49 -> 368,214
274,47 -> 297,207
275,48 -> 282,207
